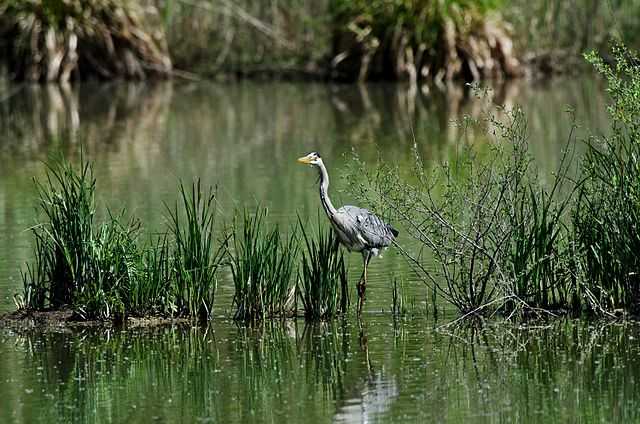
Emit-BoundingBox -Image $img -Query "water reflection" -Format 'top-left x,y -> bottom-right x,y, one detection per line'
0,78 -> 607,165
0,82 -> 173,158
1,318 -> 638,423
332,321 -> 399,424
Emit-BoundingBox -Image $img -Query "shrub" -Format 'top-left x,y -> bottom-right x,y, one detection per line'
345,105 -> 576,317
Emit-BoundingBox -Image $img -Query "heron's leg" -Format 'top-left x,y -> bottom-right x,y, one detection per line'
357,251 -> 371,314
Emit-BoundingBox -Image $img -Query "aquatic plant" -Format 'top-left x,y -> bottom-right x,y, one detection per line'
390,277 -> 406,317
229,208 -> 299,321
74,212 -> 143,320
18,156 -> 143,319
298,218 -> 349,320
18,156 -> 226,321
128,234 -> 171,316
496,109 -> 578,315
166,181 -> 226,320
0,0 -> 171,81
573,42 -> 640,315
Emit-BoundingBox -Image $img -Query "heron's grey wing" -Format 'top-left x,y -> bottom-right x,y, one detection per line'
336,206 -> 397,248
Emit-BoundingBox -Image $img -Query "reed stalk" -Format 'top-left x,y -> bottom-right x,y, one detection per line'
229,207 -> 298,321
298,217 -> 348,320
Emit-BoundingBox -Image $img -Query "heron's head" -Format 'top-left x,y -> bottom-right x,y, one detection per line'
297,152 -> 322,167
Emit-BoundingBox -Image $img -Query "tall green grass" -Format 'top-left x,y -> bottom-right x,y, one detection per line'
498,110 -> 578,314
18,157 -> 143,320
229,208 -> 299,321
298,218 -> 348,320
573,42 -> 640,315
166,181 -> 226,320
18,157 -> 226,321
129,235 -> 171,316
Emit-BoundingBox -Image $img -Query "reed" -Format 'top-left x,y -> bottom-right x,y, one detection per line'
572,42 -> 640,315
496,108 -> 578,315
74,212 -> 143,320
42,157 -> 96,307
391,277 -> 408,317
229,208 -> 298,321
166,181 -> 225,320
18,155 -> 146,320
128,235 -> 171,316
18,157 -> 226,321
298,218 -> 348,320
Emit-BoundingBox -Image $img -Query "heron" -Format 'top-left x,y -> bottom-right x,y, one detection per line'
297,151 -> 398,313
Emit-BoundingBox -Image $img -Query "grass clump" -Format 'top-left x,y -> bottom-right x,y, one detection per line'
298,218 -> 349,320
128,235 -> 171,317
166,181 -> 226,320
229,208 -> 299,321
19,158 -> 142,320
17,156 -> 225,321
573,42 -> 640,315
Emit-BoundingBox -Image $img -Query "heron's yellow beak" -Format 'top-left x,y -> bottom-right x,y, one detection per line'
297,156 -> 312,164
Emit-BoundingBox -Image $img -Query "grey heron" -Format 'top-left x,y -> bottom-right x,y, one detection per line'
297,152 -> 398,313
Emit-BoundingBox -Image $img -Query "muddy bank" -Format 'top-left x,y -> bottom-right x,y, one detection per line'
0,309 -> 193,332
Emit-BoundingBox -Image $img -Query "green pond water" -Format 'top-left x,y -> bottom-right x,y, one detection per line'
1,77 -> 638,423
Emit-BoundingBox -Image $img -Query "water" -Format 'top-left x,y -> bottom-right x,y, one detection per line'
1,319 -> 639,423
1,77 -> 635,423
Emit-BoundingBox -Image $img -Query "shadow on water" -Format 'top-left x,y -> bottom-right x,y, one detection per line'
1,317 -> 639,423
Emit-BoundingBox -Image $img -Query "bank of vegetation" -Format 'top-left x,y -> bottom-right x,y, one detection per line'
1,1 -> 638,82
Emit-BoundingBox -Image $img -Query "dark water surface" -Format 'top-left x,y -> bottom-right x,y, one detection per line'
1,78 -> 633,423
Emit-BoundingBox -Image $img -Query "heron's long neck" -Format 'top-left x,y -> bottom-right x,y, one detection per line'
318,161 -> 338,217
